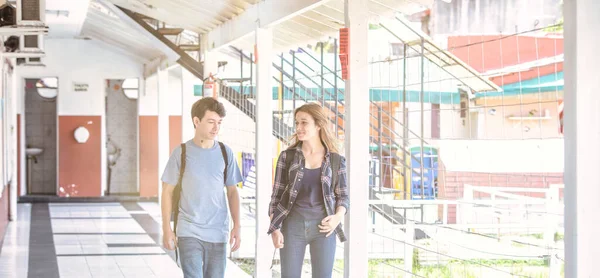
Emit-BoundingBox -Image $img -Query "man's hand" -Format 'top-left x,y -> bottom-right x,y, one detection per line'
319,214 -> 342,237
271,229 -> 284,248
230,226 -> 241,252
163,229 -> 177,250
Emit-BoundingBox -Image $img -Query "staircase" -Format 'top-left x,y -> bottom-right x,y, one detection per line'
118,7 -> 295,143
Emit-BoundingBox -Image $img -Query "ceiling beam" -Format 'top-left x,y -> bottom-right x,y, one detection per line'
207,0 -> 332,51
85,34 -> 150,63
72,0 -> 92,37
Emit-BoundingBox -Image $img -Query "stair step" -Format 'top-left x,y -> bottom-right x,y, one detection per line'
179,44 -> 201,52
158,28 -> 184,36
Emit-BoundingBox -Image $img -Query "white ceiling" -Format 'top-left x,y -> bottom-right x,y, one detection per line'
45,0 -> 91,38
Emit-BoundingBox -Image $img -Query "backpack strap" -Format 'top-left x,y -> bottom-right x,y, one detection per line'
177,144 -> 187,189
173,143 -> 186,235
173,143 -> 186,266
218,142 -> 228,185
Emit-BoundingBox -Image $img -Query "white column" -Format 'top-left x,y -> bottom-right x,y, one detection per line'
18,75 -> 25,198
181,68 -> 198,142
254,26 -> 274,278
344,0 -> 370,277
201,35 -> 219,80
157,69 -> 170,204
564,0 -> 600,277
9,59 -> 17,220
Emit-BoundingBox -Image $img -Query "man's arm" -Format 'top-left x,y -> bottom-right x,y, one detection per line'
226,185 -> 241,228
161,183 -> 175,232
226,185 -> 241,251
161,182 -> 178,250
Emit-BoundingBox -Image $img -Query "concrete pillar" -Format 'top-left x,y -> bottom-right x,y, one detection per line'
157,69 -> 170,204
254,26 -> 274,278
344,0 -> 370,277
8,59 -> 17,220
201,35 -> 219,80
181,69 -> 200,142
563,0 -> 600,276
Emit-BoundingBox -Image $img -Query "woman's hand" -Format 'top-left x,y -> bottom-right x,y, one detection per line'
271,229 -> 284,248
318,213 -> 343,237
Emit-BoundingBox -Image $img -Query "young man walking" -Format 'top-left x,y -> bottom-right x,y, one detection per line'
161,97 -> 243,278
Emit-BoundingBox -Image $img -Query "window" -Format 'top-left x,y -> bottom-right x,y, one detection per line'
36,77 -> 58,99
391,43 -> 404,56
122,78 -> 139,99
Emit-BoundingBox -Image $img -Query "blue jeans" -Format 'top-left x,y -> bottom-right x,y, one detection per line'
280,211 -> 337,278
178,237 -> 226,278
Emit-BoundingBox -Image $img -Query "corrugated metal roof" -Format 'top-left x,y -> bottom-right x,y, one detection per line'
231,0 -> 431,52
81,1 -> 165,62
97,0 -> 429,53
105,0 -> 261,33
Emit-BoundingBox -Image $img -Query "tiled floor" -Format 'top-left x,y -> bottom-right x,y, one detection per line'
0,202 -> 250,278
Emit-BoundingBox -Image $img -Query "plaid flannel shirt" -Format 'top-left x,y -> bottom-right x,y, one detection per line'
268,143 -> 349,242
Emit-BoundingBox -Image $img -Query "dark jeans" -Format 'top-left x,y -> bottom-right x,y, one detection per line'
178,237 -> 226,278
280,211 -> 337,278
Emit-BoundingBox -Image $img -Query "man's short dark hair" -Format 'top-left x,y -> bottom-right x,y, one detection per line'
191,98 -> 226,128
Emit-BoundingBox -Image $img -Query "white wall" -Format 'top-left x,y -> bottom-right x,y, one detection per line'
407,102 -> 432,141
440,103 -> 475,139
436,139 -> 564,173
18,39 -> 144,115
218,98 -> 257,154
16,39 -> 144,196
0,58 -> 15,196
168,68 -> 182,116
140,74 -> 158,116
181,69 -> 201,141
440,94 -> 563,140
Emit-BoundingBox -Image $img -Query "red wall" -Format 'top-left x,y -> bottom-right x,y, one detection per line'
490,63 -> 563,86
139,116 -> 158,197
58,116 -> 102,197
448,36 -> 564,74
169,116 -> 182,155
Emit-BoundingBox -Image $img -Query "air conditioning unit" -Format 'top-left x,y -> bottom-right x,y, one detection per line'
16,56 -> 43,66
2,33 -> 44,57
0,2 -> 16,27
0,0 -> 47,57
17,0 -> 44,26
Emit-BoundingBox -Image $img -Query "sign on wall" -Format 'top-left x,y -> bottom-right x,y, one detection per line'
73,82 -> 89,92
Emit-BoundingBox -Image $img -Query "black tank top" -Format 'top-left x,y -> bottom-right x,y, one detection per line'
291,167 -> 328,220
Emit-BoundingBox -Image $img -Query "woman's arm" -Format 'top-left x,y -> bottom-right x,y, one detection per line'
269,151 -> 289,217
334,156 -> 349,213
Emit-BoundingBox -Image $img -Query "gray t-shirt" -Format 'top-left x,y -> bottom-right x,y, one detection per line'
161,140 -> 243,243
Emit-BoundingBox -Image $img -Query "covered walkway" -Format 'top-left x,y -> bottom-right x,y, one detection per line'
0,202 -> 250,278
0,0 -> 595,277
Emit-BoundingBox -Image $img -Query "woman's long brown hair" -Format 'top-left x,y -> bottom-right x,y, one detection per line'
288,103 -> 340,153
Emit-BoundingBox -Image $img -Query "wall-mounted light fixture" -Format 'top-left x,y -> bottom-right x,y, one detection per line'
45,9 -> 69,18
